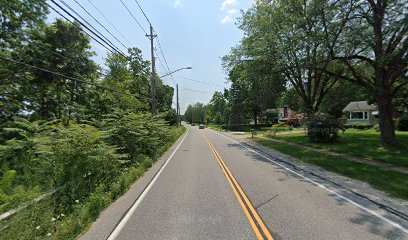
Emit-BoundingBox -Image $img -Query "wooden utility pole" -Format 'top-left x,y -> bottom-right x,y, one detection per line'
176,84 -> 180,126
146,25 -> 157,115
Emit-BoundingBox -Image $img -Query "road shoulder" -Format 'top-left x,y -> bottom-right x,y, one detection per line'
79,128 -> 188,240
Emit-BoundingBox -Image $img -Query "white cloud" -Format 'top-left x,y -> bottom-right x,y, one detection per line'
220,0 -> 238,24
221,0 -> 237,11
173,0 -> 182,8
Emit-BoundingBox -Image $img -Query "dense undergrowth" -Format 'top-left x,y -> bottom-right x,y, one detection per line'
0,112 -> 185,239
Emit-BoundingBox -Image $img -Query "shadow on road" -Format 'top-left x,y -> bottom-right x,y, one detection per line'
224,141 -> 408,240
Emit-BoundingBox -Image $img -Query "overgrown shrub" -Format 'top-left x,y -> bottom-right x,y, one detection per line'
52,124 -> 122,208
160,109 -> 178,126
0,114 -> 186,239
397,114 -> 408,131
347,124 -> 372,130
305,114 -> 340,142
102,111 -> 171,163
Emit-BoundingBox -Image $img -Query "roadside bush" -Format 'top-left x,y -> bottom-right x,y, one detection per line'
347,124 -> 372,130
102,111 -> 171,163
0,119 -> 57,189
305,114 -> 340,142
160,109 -> 178,126
141,158 -> 153,169
397,114 -> 408,131
52,124 -> 122,208
374,124 -> 380,132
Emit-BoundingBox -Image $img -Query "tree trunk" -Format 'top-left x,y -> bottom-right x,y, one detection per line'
376,94 -> 398,146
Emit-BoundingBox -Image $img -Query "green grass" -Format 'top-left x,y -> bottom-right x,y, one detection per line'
267,129 -> 408,167
207,124 -> 225,131
245,127 -> 271,135
254,138 -> 408,200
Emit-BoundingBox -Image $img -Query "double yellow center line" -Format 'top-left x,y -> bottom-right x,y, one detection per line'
202,132 -> 274,240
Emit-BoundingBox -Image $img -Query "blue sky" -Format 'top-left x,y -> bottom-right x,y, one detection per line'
47,0 -> 253,113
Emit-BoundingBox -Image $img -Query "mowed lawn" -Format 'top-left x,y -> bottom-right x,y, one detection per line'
268,129 -> 408,167
254,138 -> 408,200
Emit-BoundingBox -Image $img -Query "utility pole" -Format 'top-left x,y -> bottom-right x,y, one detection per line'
176,84 -> 180,126
146,24 -> 157,115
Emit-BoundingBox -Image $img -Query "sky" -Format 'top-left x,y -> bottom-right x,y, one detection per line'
47,0 -> 254,113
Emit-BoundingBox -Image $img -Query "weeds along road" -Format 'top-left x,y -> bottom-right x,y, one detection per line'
92,124 -> 408,240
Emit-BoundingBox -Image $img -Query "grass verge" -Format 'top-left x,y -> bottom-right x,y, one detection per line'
254,138 -> 408,200
0,126 -> 186,240
267,129 -> 408,167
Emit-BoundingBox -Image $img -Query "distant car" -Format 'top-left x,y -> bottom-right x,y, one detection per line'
191,123 -> 196,126
199,124 -> 205,129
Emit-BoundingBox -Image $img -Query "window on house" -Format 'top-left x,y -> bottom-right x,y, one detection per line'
350,112 -> 365,119
364,112 -> 368,119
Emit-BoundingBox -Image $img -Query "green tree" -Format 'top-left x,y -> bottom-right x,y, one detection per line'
230,0 -> 339,114
0,0 -> 48,123
207,91 -> 227,124
318,0 -> 408,145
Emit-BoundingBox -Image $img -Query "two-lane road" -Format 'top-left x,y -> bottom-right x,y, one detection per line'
107,124 -> 408,240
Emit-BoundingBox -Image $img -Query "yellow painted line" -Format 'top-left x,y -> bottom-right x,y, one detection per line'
202,136 -> 264,240
206,137 -> 274,240
202,132 -> 274,240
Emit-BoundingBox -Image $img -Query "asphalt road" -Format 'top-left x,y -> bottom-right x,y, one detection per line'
108,124 -> 408,240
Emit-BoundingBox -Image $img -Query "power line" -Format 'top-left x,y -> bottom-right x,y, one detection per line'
154,34 -> 179,86
133,0 -> 152,25
182,87 -> 212,94
57,0 -> 126,56
85,0 -> 132,46
58,0 -> 124,55
154,48 -> 175,85
45,2 -> 115,55
4,30 -> 110,78
155,34 -> 171,75
27,38 -> 107,77
48,0 -> 126,57
118,0 -> 147,35
174,76 -> 225,88
0,55 -> 138,98
73,0 -> 129,50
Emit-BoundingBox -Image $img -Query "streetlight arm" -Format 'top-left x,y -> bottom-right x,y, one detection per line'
160,67 -> 192,78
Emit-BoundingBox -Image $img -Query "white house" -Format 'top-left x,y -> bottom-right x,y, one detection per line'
277,106 -> 294,121
342,101 -> 378,125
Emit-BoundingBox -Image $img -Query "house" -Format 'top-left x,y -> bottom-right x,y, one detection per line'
342,101 -> 378,125
277,106 -> 294,120
277,106 -> 302,126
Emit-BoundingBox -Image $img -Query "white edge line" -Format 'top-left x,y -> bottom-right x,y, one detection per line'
107,128 -> 189,240
212,130 -> 408,234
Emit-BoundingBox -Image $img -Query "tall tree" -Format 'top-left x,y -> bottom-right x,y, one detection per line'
233,0 -> 340,114
26,20 -> 98,119
319,0 -> 408,145
0,0 -> 48,122
208,91 -> 228,124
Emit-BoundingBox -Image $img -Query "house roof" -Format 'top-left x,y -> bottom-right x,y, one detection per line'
342,101 -> 377,112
